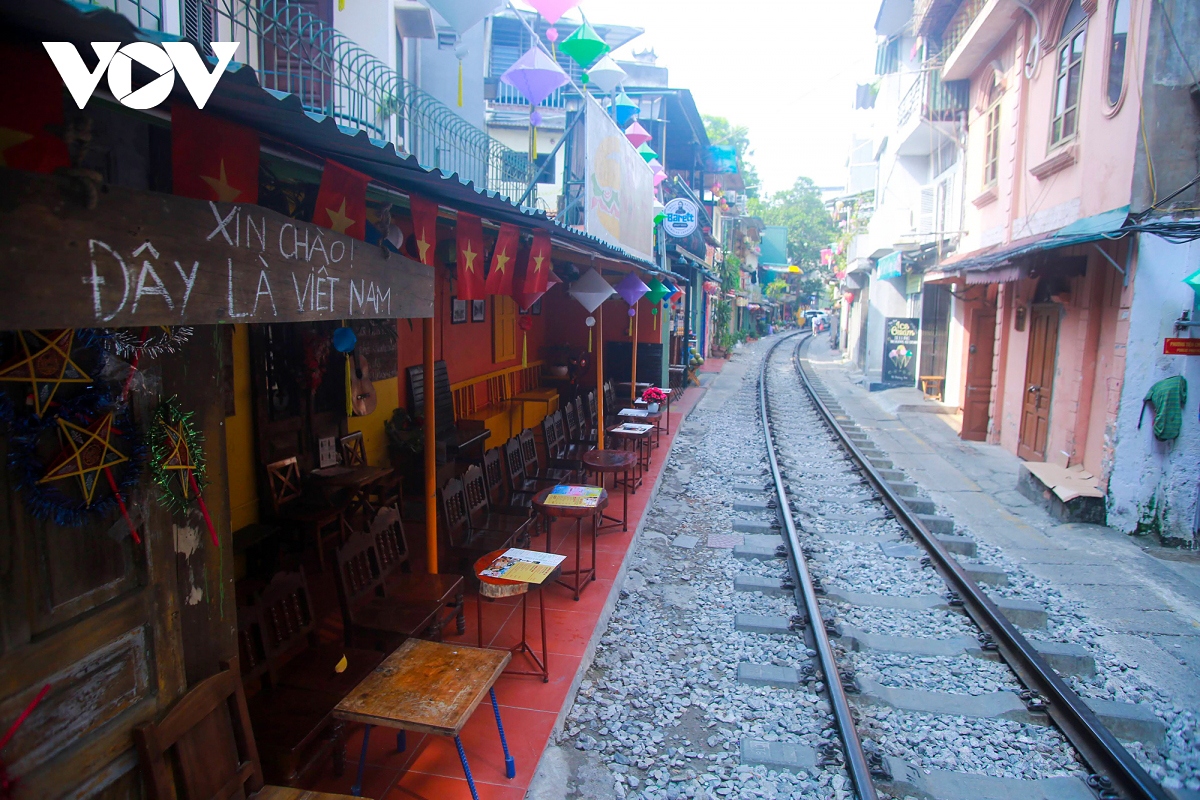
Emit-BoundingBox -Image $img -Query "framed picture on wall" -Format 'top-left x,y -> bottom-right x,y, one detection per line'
471,299 -> 486,322
531,299 -> 542,315
451,297 -> 468,324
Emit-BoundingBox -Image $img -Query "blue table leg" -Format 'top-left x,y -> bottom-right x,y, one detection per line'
352,724 -> 372,796
490,688 -> 516,779
396,729 -> 406,752
454,735 -> 481,800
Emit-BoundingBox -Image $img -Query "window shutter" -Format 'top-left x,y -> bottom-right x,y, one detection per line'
917,186 -> 936,235
493,295 -> 517,363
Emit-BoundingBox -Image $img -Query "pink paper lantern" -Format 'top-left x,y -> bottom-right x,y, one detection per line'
625,121 -> 652,148
528,0 -> 580,24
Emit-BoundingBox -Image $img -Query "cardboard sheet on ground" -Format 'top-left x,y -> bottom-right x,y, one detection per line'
481,548 -> 567,583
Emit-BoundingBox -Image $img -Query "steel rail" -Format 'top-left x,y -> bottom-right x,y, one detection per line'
759,332 -> 879,800
790,335 -> 1169,800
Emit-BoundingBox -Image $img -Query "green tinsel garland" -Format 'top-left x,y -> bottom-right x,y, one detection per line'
149,395 -> 207,512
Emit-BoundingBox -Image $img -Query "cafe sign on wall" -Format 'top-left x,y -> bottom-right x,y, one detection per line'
882,317 -> 920,387
0,171 -> 434,330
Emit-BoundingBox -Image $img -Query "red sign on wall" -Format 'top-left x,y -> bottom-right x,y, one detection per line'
1163,338 -> 1200,355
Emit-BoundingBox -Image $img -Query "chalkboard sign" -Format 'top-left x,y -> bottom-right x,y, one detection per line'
882,317 -> 919,387
351,321 -> 398,380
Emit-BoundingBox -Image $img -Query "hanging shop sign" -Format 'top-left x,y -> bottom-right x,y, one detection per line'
882,317 -> 919,387
584,95 -> 655,262
877,251 -> 902,281
0,171 -> 434,330
662,198 -> 699,238
905,272 -> 923,295
1163,338 -> 1200,356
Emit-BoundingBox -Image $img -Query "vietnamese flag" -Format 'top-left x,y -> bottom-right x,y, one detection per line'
409,194 -> 439,266
0,44 -> 69,173
313,159 -> 370,240
172,104 -> 259,204
521,230 -> 553,296
485,224 -> 520,296
455,212 -> 486,301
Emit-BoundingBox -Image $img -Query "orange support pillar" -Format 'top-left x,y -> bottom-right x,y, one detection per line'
423,315 -> 437,573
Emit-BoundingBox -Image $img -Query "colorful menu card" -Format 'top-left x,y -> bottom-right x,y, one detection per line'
480,548 -> 567,583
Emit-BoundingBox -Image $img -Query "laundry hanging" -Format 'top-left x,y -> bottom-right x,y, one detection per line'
1138,375 -> 1188,441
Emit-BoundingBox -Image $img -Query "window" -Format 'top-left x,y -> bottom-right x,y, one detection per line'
1106,0 -> 1130,106
984,100 -> 1001,186
875,37 -> 900,76
1050,0 -> 1087,146
493,295 -> 517,363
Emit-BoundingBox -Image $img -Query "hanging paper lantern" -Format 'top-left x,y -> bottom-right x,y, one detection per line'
614,90 -> 639,127
585,315 -> 596,352
422,0 -> 502,34
545,26 -> 559,42
559,17 -> 610,70
569,267 -> 616,313
615,271 -> 649,307
587,55 -> 627,94
501,46 -> 570,106
653,171 -> 668,187
527,0 -> 580,23
624,121 -> 652,149
637,142 -> 657,163
661,279 -> 679,299
645,278 -> 669,330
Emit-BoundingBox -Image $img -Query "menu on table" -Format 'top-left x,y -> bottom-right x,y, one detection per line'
542,485 -> 604,508
481,548 -> 567,583
619,408 -> 649,418
612,423 -> 654,435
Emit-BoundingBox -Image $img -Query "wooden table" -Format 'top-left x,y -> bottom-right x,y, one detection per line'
532,486 -> 608,601
333,639 -> 513,799
311,465 -> 397,510
607,422 -> 655,483
633,387 -> 673,438
581,449 -> 636,531
621,407 -> 664,449
473,548 -> 558,682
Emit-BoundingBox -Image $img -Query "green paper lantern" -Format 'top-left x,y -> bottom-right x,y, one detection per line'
559,18 -> 610,70
1185,266 -> 1200,294
645,278 -> 669,314
654,213 -> 666,225
637,142 -> 657,163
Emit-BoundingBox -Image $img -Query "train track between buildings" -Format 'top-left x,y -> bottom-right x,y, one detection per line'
760,330 -> 1172,800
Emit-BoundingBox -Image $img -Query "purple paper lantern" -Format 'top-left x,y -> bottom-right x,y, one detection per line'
615,271 -> 649,308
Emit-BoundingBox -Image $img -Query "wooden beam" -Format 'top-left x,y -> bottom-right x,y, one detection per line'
0,170 -> 434,330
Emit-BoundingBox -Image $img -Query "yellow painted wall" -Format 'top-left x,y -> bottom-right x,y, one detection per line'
225,325 -> 259,531
347,376 -> 398,467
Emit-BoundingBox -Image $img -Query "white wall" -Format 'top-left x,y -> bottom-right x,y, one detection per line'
944,289 -> 965,407
335,0 -> 394,74
1107,234 -> 1200,544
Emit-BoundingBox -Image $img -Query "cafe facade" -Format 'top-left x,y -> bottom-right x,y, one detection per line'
0,2 -> 698,796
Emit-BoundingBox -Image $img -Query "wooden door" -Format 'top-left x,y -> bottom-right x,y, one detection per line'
0,423 -> 185,797
250,323 -> 346,490
962,309 -> 996,441
1018,305 -> 1060,461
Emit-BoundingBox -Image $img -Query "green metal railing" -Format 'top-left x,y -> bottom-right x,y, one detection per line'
89,0 -> 538,202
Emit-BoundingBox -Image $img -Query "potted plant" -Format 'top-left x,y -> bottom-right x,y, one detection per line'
384,408 -> 425,485
641,386 -> 667,414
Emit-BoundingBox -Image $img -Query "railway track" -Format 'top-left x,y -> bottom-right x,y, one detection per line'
764,330 -> 1172,800
559,331 -> 1176,800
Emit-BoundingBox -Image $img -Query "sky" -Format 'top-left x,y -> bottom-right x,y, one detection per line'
551,0 -> 882,196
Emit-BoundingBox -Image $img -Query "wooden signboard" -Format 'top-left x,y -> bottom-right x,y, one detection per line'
0,170 -> 434,330
1163,337 -> 1200,355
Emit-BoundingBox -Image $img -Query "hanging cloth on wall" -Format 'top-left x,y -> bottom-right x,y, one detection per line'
1138,375 -> 1188,441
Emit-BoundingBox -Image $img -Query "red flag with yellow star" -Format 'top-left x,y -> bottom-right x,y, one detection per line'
409,194 -> 439,267
0,43 -> 69,173
171,104 -> 259,204
521,230 -> 553,296
485,224 -> 520,296
313,159 -> 369,240
455,212 -> 486,301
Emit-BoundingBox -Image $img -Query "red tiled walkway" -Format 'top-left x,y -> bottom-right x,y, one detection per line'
310,385 -> 709,800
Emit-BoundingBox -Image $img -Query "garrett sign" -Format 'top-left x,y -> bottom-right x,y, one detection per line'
663,198 -> 699,238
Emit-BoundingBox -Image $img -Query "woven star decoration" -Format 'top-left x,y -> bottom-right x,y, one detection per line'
150,396 -> 208,513
38,412 -> 130,506
0,329 -> 94,418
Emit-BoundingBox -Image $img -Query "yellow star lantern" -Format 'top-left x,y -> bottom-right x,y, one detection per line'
0,329 -> 93,418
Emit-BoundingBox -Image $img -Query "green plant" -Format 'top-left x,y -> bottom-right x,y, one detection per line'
384,408 -> 424,461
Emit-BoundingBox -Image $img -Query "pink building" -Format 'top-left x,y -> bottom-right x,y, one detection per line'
919,0 -> 1200,542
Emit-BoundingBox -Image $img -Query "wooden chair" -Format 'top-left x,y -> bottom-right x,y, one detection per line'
334,527 -> 465,649
520,429 -> 573,484
484,446 -> 533,514
586,391 -> 599,434
134,656 -> 364,800
503,436 -> 551,496
257,570 -> 382,698
462,465 -> 532,544
541,414 -> 585,476
235,604 -> 346,787
266,457 -> 345,573
339,431 -> 404,517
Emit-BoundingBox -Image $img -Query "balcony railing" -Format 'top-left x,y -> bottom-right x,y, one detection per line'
940,0 -> 988,55
87,0 -> 538,203
898,67 -> 970,128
